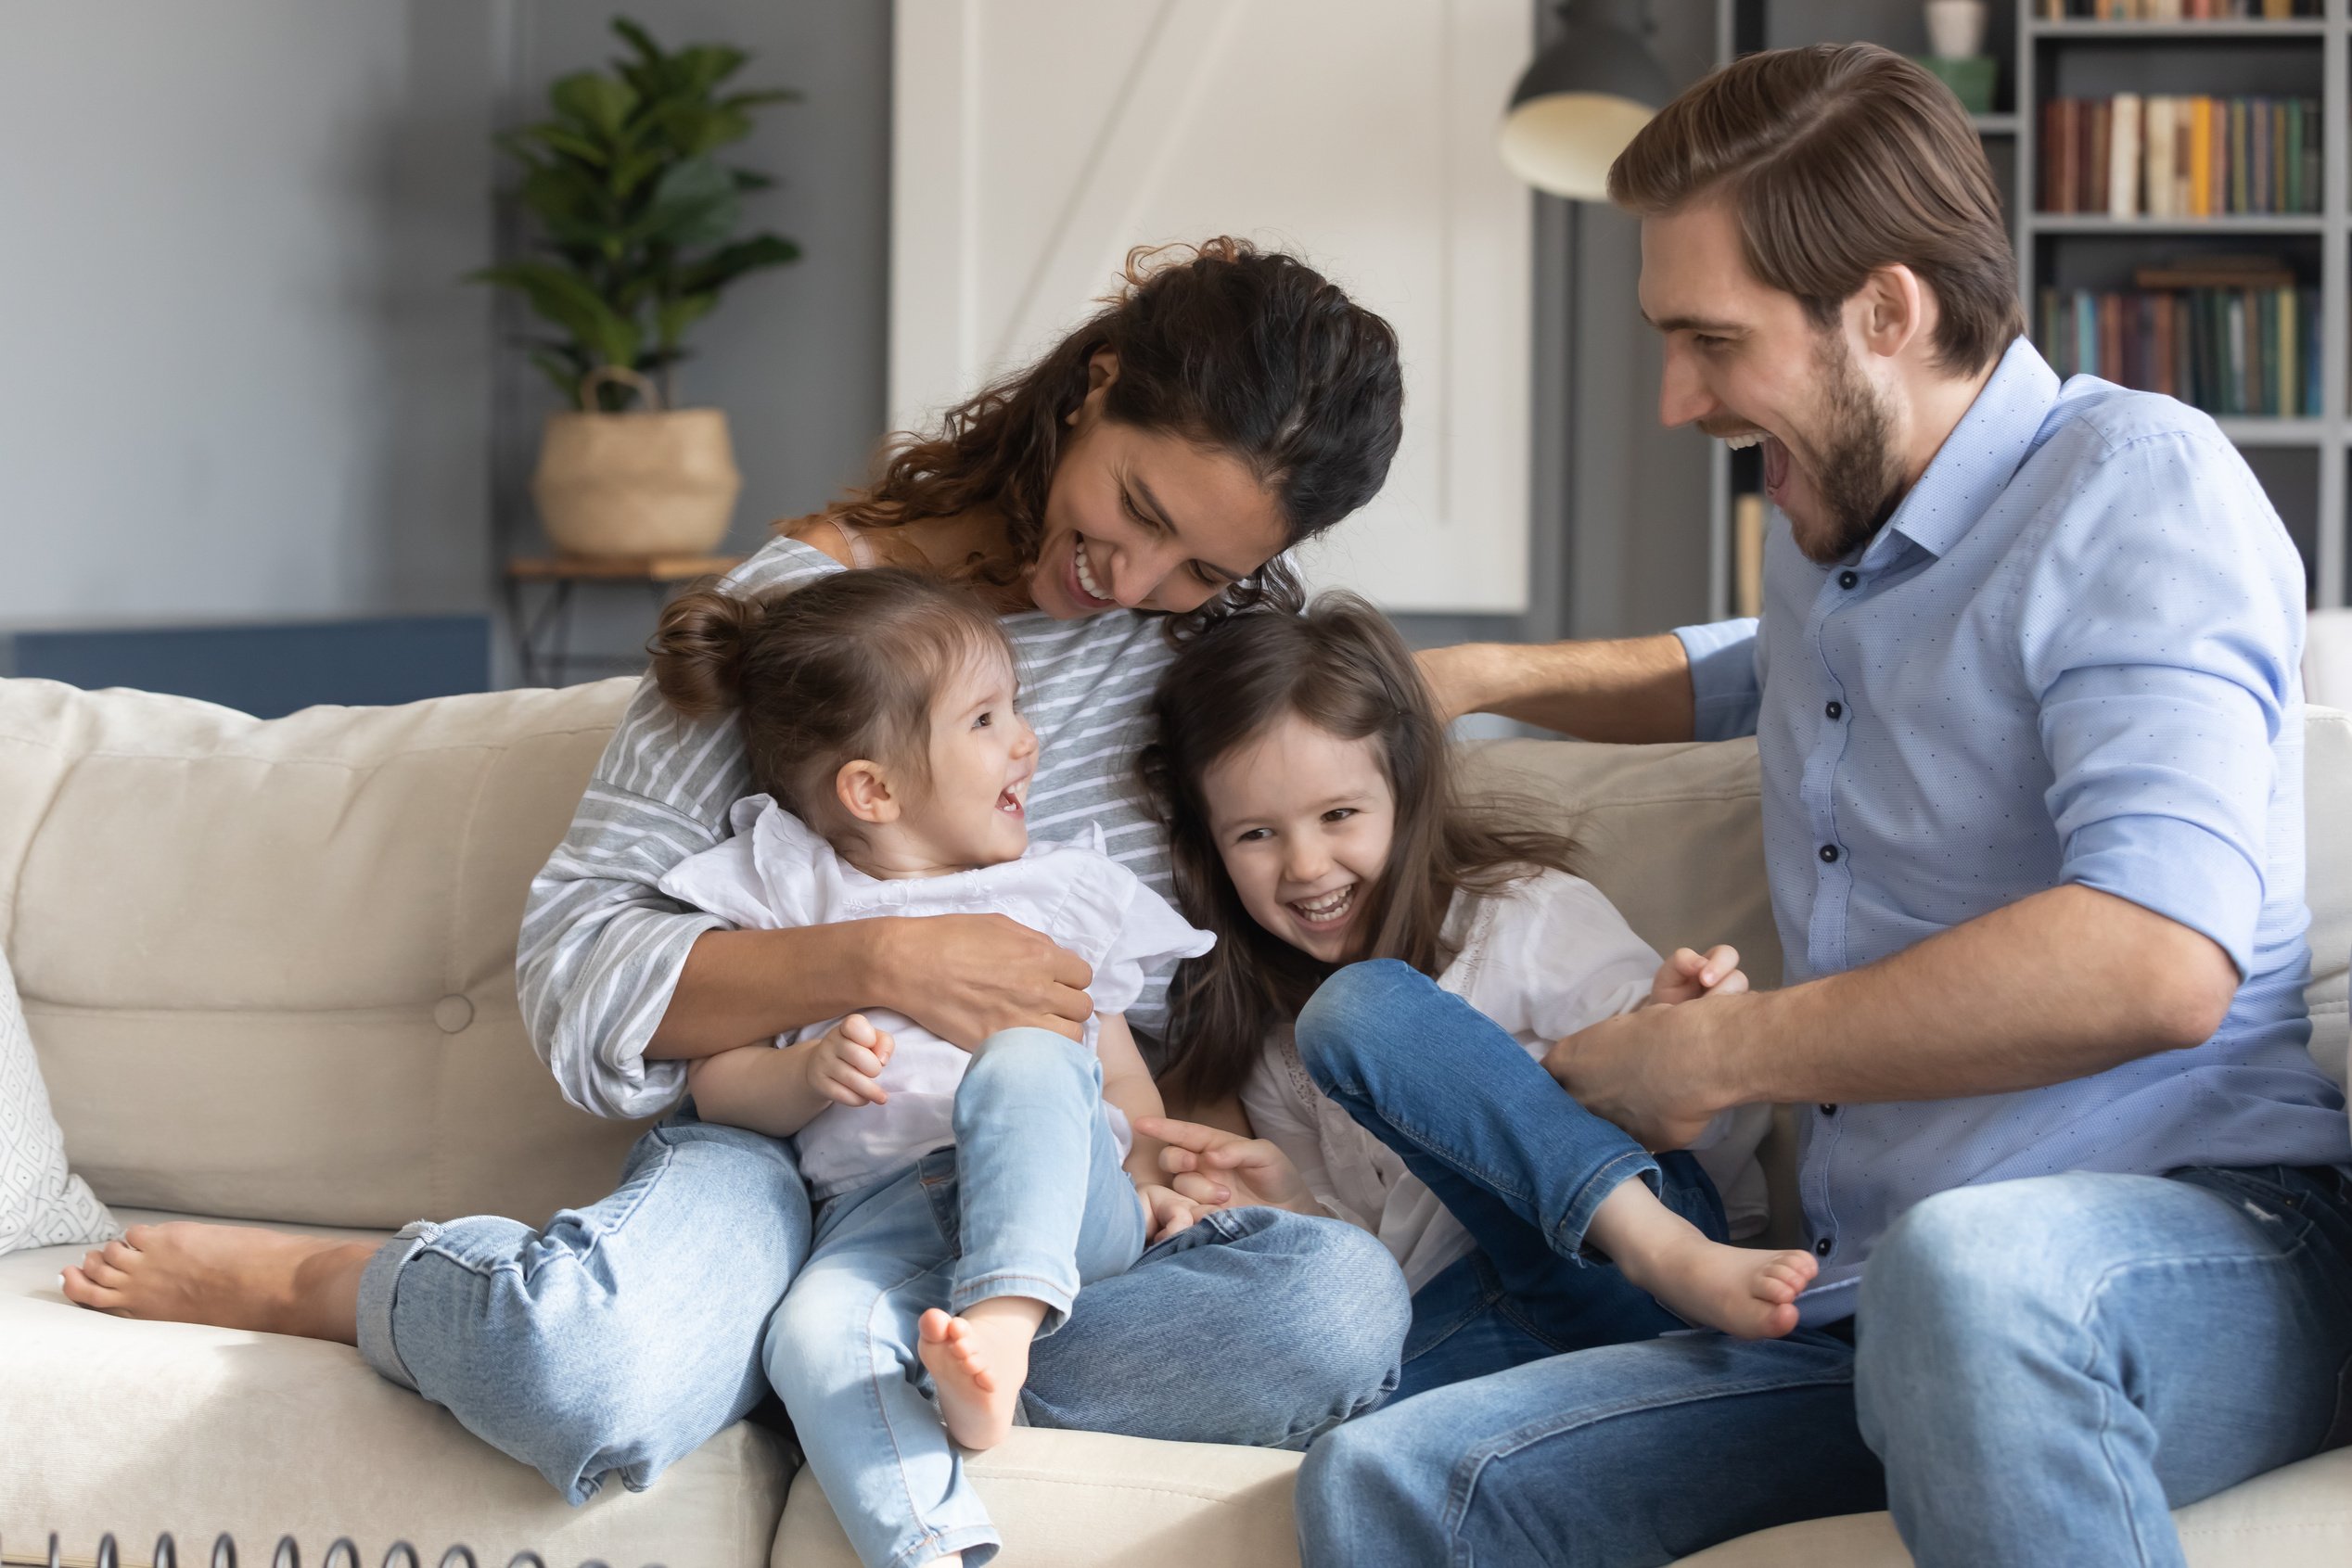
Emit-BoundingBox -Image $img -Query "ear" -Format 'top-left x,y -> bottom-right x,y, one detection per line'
1067,348 -> 1121,427
1854,263 -> 1929,363
834,759 -> 901,826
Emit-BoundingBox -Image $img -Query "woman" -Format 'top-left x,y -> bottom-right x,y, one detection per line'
62,239 -> 1415,1504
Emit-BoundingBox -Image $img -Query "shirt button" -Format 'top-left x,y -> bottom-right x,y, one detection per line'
1825,700 -> 1844,720
1814,1237 -> 1834,1256
1820,1103 -> 1838,1115
1837,569 -> 1860,589
1819,844 -> 1841,863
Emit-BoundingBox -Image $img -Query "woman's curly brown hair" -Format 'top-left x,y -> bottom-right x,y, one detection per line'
812,238 -> 1406,633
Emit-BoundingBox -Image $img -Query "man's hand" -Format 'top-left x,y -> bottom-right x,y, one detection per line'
880,913 -> 1093,1047
1543,996 -> 1744,1152
1647,944 -> 1748,1007
1136,1116 -> 1317,1214
796,1013 -> 895,1107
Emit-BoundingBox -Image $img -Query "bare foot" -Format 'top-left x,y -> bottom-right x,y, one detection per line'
1587,1179 -> 1817,1340
917,1296 -> 1046,1451
1616,1227 -> 1819,1340
58,1221 -> 372,1344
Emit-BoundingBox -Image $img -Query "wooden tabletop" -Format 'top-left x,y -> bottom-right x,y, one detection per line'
505,554 -> 744,582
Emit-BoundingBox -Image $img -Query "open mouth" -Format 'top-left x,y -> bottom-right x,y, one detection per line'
1288,884 -> 1357,929
996,784 -> 1026,817
1068,537 -> 1115,608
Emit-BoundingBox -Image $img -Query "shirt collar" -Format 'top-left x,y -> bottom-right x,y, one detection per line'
1863,336 -> 2061,567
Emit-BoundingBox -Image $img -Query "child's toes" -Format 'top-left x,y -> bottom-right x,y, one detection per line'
918,1307 -> 955,1345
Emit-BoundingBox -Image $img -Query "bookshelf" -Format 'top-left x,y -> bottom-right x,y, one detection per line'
1707,0 -> 2350,617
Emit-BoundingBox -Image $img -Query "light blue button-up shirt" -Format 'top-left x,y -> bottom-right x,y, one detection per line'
1675,338 -> 2352,1319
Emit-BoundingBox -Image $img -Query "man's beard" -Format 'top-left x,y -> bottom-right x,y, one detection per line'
1792,333 -> 1905,566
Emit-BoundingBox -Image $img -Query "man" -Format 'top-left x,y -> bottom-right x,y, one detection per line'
1301,43 -> 2352,1568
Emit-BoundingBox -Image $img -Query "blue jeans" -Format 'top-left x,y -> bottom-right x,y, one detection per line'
765,1029 -> 1148,1568
1298,1161 -> 2352,1567
357,1040 -> 1409,1503
1297,960 -> 1729,1400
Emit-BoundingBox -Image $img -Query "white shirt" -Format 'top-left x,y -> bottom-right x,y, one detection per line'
660,797 -> 1214,1200
1240,871 -> 1773,1292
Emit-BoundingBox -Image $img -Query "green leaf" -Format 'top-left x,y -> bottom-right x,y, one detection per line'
673,45 -> 748,96
654,290 -> 720,350
519,121 -> 610,166
608,147 -> 670,201
675,233 -> 800,294
634,156 -> 737,249
468,261 -> 640,369
549,71 -> 637,140
610,15 -> 663,65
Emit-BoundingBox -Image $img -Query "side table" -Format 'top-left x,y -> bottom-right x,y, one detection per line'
503,554 -> 743,688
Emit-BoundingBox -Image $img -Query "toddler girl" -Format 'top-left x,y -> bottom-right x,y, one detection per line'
1136,595 -> 1815,1396
647,567 -> 1212,1568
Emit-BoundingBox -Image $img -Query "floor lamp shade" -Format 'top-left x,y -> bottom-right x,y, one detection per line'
1500,0 -> 1672,200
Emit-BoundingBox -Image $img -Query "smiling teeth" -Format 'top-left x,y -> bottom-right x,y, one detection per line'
1074,539 -> 1108,601
1720,431 -> 1764,451
1293,886 -> 1355,922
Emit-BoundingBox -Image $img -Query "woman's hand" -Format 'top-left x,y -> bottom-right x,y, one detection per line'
879,913 -> 1095,1047
1136,1116 -> 1317,1214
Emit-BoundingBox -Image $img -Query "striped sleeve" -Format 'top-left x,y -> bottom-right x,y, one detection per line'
514,539 -> 839,1118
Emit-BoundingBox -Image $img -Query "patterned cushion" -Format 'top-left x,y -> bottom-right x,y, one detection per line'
0,943 -> 115,1256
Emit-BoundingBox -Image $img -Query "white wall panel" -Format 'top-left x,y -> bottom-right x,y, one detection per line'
891,0 -> 1533,613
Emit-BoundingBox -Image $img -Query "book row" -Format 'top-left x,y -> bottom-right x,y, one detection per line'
2035,285 -> 2322,417
2039,0 -> 2323,18
2039,96 -> 2321,218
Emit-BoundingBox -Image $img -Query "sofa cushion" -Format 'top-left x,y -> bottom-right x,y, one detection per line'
1670,1446 -> 2352,1566
0,1211 -> 791,1565
0,678 -> 645,1229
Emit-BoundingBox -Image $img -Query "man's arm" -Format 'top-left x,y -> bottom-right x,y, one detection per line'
1547,883 -> 2240,1150
1416,633 -> 1696,741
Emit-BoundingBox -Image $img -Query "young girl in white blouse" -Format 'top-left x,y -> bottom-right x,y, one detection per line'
646,567 -> 1212,1568
1137,595 -> 1816,1396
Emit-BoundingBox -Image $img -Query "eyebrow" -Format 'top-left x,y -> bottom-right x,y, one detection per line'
1132,474 -> 1248,584
1642,310 -> 1747,336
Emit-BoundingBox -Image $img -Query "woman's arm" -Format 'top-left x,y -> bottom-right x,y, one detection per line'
646,915 -> 1096,1059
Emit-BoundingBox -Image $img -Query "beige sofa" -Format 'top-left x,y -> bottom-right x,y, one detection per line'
1,675 -> 2346,1567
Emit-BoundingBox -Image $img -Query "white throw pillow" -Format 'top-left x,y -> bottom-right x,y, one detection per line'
0,944 -> 117,1256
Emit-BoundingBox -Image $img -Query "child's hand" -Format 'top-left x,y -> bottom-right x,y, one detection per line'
798,1013 -> 895,1107
1647,945 -> 1748,1008
1136,1182 -> 1206,1245
1137,1116 -> 1316,1214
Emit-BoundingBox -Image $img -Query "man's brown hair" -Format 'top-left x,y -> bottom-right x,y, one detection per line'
1608,43 -> 2023,376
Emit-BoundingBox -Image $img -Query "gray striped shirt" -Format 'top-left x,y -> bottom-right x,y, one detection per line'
516,534 -> 1182,1119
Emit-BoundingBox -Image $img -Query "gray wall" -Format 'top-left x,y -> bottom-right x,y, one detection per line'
0,1 -> 892,676
0,1 -> 499,630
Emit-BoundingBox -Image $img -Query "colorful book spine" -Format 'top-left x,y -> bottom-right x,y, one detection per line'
2036,96 -> 2321,216
2034,285 -> 2320,417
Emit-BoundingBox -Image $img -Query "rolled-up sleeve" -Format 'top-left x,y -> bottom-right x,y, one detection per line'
2018,430 -> 2300,978
516,543 -> 835,1118
1673,618 -> 1762,742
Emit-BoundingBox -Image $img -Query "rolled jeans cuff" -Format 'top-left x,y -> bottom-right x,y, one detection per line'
354,1220 -> 440,1393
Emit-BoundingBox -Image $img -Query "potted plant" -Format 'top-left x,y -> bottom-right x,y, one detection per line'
473,16 -> 801,557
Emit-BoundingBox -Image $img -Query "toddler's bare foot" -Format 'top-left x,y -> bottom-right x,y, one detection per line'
58,1221 -> 371,1344
1617,1227 -> 1818,1340
918,1297 -> 1045,1451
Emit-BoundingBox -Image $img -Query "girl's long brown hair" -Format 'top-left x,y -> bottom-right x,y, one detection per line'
817,238 -> 1406,632
1141,594 -> 1581,1107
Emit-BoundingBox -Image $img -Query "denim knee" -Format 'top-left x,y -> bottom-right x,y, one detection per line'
963,1026 -> 1096,1091
1295,959 -> 1426,1092
1255,1211 -> 1412,1437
